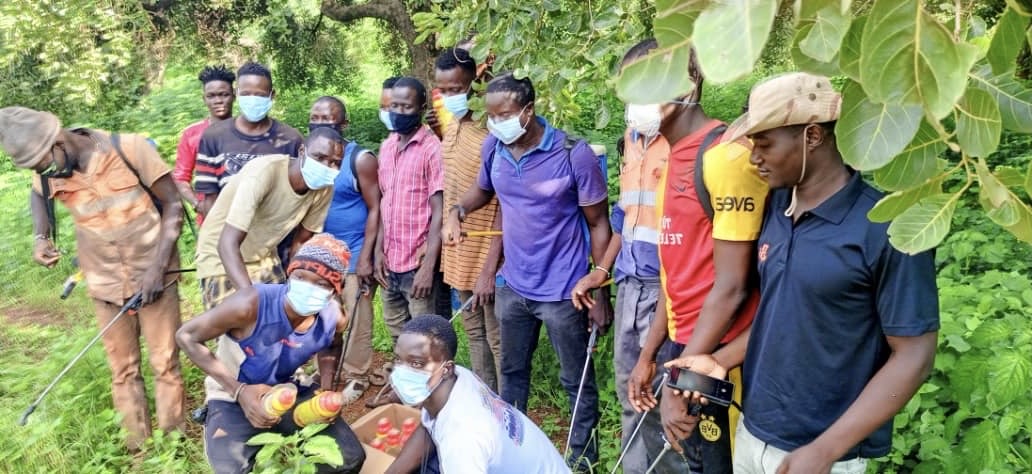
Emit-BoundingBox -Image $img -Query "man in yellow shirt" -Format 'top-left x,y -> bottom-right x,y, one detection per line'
625,42 -> 768,473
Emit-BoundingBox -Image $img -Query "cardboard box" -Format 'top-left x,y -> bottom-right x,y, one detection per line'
353,404 -> 421,474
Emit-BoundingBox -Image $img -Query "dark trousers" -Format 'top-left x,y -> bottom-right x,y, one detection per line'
204,385 -> 366,474
495,285 -> 599,470
641,340 -> 733,473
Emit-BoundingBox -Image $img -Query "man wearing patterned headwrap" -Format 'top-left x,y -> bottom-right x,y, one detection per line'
177,233 -> 366,474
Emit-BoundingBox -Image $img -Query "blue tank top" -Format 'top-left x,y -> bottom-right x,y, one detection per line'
234,284 -> 339,385
323,141 -> 370,273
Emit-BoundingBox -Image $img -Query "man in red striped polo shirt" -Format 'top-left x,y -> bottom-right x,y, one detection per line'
378,77 -> 445,342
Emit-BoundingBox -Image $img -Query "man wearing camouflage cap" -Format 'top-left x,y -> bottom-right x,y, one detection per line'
0,106 -> 186,451
665,73 -> 939,473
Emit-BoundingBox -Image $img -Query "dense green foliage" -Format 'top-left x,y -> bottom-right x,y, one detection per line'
2,1 -> 1031,473
617,0 -> 1032,256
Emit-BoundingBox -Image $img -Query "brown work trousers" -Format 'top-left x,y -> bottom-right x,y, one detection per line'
337,274 -> 377,387
93,283 -> 185,451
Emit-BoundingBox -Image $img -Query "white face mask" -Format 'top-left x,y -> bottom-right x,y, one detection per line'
300,154 -> 339,190
487,104 -> 531,145
379,109 -> 394,131
285,279 -> 333,316
625,103 -> 663,139
442,92 -> 470,118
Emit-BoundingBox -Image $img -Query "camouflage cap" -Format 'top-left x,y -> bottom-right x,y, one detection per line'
723,72 -> 841,143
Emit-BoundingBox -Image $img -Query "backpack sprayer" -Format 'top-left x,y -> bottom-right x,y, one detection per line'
22,269 -> 194,426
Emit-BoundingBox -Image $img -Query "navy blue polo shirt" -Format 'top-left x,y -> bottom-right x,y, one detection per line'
742,171 -> 939,459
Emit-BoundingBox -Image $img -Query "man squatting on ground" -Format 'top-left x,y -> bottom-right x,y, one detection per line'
177,234 -> 365,474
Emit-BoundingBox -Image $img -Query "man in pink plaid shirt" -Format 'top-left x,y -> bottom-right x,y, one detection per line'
377,76 -> 445,343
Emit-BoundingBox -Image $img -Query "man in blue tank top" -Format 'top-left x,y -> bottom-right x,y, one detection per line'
177,233 -> 366,474
310,95 -> 383,404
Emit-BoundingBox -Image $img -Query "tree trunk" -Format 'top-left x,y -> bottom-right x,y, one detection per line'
320,0 -> 437,87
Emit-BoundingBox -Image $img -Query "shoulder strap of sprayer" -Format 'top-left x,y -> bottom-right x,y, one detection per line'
110,133 -> 163,215
38,176 -> 57,245
693,124 -> 727,222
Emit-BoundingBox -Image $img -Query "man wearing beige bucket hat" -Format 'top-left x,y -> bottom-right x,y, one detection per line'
0,106 -> 186,451
665,72 -> 939,474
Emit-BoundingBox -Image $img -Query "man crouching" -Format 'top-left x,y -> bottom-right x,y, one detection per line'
177,233 -> 365,473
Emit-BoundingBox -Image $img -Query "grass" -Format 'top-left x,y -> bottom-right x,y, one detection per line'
0,170 -> 624,473
0,50 -> 630,471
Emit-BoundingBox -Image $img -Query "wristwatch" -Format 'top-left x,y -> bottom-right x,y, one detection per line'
450,204 -> 467,223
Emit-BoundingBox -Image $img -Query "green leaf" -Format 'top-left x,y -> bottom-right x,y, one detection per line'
839,15 -> 866,82
298,423 -> 329,439
988,8 -> 1030,75
868,178 -> 945,222
976,158 -> 1012,210
1000,412 -> 1025,438
956,87 -> 1003,157
873,121 -> 946,191
795,0 -> 852,19
1026,161 -> 1032,196
615,41 -> 696,104
994,165 -> 1025,187
1007,0 -> 1032,16
1000,200 -> 1032,243
976,158 -> 1032,241
837,80 -> 923,170
654,0 -> 706,48
969,63 -> 1032,133
303,435 -> 344,467
247,432 -> 286,446
989,351 -> 1032,410
944,407 -> 971,440
961,420 -> 1009,472
791,23 -> 842,76
692,0 -> 777,83
591,11 -> 621,30
887,193 -> 958,254
799,4 -> 852,62
860,0 -> 981,119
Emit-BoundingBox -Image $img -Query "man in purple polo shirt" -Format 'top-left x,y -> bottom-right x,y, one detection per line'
442,73 -> 612,471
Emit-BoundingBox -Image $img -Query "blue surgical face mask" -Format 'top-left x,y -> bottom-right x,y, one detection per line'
237,95 -> 273,122
442,92 -> 470,118
300,154 -> 339,190
285,279 -> 333,316
487,104 -> 531,145
379,109 -> 394,131
390,363 -> 447,406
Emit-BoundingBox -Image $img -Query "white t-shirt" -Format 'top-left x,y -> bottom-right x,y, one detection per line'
422,366 -> 570,473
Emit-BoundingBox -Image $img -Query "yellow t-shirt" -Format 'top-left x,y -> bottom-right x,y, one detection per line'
195,155 -> 332,279
656,123 -> 768,345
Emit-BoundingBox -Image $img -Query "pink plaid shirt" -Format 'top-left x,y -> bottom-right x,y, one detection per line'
378,125 -> 444,273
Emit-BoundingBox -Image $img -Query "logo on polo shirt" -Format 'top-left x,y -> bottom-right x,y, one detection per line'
699,415 -> 721,442
714,196 -> 756,212
758,243 -> 769,262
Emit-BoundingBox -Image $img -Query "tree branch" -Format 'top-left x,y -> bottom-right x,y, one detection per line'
320,0 -> 436,83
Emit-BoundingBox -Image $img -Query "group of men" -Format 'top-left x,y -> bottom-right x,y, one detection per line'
0,34 -> 939,474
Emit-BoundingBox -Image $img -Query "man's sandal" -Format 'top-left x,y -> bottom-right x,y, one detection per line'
341,379 -> 368,404
364,384 -> 402,409
368,362 -> 394,386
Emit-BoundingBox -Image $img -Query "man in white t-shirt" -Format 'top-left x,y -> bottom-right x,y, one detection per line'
385,315 -> 569,474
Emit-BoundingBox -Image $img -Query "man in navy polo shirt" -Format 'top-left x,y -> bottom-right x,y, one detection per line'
666,72 -> 939,474
442,73 -> 612,471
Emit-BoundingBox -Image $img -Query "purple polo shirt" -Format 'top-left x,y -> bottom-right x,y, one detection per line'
478,117 -> 609,302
